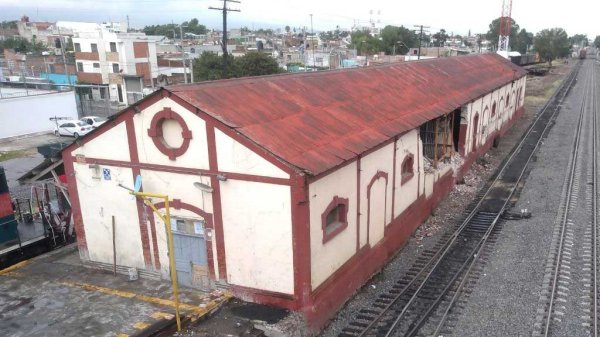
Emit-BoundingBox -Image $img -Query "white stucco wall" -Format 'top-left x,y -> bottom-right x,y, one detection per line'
394,130 -> 421,216
215,129 -> 289,179
139,170 -> 216,277
220,180 -> 294,294
359,142 -> 394,248
72,121 -> 130,161
0,91 -> 78,139
309,161 -> 358,290
73,162 -> 146,268
133,97 -> 210,169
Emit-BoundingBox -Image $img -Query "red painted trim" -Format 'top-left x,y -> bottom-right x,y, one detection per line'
167,92 -> 296,176
61,89 -> 166,155
153,199 -> 216,281
400,154 -> 415,186
147,210 -> 162,270
232,284 -> 297,309
366,171 -> 389,245
321,196 -> 350,244
356,157 -> 361,252
391,138 -> 397,220
62,152 -> 87,254
290,173 -> 311,307
70,157 -> 291,186
147,107 -> 193,161
206,124 -> 227,281
306,171 -> 455,332
126,117 -> 153,269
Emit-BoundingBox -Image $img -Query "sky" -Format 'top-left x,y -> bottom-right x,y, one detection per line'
0,0 -> 598,38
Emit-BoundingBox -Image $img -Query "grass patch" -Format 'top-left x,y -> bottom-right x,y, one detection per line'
0,150 -> 27,162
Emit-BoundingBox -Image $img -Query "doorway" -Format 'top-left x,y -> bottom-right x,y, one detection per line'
171,217 -> 211,290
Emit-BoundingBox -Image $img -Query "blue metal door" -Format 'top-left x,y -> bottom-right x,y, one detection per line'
172,219 -> 210,290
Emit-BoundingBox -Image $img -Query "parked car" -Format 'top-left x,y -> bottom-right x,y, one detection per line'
80,116 -> 108,128
54,121 -> 93,138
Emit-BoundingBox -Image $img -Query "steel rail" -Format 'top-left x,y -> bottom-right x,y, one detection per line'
346,61 -> 583,337
542,61 -> 590,337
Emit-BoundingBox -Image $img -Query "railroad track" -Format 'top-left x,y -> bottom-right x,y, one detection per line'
338,60 -> 583,337
532,56 -> 599,337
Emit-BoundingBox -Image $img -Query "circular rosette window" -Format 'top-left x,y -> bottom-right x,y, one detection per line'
147,108 -> 192,160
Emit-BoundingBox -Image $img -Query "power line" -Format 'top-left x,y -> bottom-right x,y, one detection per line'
209,0 -> 240,77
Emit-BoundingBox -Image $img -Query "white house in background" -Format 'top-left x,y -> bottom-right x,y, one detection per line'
61,54 -> 527,333
72,22 -> 164,106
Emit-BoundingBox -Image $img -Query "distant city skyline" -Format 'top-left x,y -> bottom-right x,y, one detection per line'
0,0 -> 598,38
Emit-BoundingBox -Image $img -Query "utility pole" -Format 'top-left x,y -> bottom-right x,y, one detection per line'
413,25 -> 430,60
310,14 -> 316,70
57,25 -> 72,86
180,24 -> 187,83
209,0 -> 241,77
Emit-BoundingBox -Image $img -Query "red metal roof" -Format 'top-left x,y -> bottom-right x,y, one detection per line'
169,54 -> 527,176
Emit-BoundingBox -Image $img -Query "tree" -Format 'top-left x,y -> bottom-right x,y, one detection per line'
515,29 -> 534,54
285,25 -> 291,33
486,17 -> 520,51
350,30 -> 382,55
193,52 -> 237,81
143,18 -> 207,39
432,29 -> 449,47
379,25 -> 418,55
0,37 -> 47,54
534,28 -> 570,66
193,51 -> 282,82
594,36 -> 600,49
236,51 -> 283,77
569,34 -> 588,47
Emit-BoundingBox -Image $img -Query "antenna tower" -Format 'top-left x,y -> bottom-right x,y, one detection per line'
497,0 -> 513,52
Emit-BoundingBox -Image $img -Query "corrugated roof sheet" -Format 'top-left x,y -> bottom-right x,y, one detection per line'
169,53 -> 527,176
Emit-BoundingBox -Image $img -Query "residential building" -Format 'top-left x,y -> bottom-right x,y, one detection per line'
61,54 -> 527,333
72,22 -> 164,105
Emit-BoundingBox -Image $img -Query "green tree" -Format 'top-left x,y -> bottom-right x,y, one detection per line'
350,30 -> 382,55
515,29 -> 534,54
0,37 -> 47,54
0,20 -> 17,29
486,17 -> 520,51
380,25 -> 418,55
534,28 -> 570,66
594,36 -> 600,48
193,51 -> 282,82
143,19 -> 207,39
432,29 -> 449,47
193,52 -> 237,81
569,34 -> 588,47
236,51 -> 283,77
285,25 -> 291,33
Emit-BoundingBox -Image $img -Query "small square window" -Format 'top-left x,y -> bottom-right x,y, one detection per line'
110,42 -> 117,52
76,62 -> 83,72
74,43 -> 81,52
112,63 -> 119,73
91,43 -> 98,53
93,63 -> 100,68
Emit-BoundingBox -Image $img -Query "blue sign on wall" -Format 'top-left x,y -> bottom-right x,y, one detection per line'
103,168 -> 111,181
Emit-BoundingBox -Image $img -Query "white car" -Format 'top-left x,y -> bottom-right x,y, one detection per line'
54,121 -> 94,138
80,116 -> 108,128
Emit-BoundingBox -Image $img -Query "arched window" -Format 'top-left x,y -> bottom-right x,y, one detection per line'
321,196 -> 349,243
491,102 -> 497,118
401,154 -> 414,185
